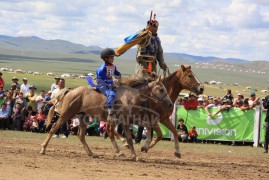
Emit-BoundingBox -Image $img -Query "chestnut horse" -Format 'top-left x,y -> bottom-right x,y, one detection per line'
40,77 -> 173,158
140,65 -> 201,157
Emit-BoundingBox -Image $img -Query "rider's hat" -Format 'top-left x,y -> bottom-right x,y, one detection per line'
100,48 -> 116,60
147,11 -> 159,27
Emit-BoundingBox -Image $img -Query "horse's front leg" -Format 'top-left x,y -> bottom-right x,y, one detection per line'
78,116 -> 99,158
161,119 -> 181,158
122,124 -> 137,160
107,122 -> 125,158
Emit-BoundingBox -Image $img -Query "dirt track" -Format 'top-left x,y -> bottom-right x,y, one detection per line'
0,135 -> 269,180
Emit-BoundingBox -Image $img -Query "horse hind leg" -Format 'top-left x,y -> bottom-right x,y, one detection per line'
107,122 -> 125,158
78,115 -> 98,158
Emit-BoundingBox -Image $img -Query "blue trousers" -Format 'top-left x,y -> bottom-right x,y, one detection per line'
97,85 -> 116,109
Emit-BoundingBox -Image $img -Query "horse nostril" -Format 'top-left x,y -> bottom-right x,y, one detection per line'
169,103 -> 173,108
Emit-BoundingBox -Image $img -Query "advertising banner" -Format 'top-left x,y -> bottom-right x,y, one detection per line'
176,106 -> 255,141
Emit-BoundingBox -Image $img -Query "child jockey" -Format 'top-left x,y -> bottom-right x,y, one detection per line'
96,48 -> 121,121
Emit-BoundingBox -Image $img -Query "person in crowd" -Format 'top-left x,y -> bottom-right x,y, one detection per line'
10,83 -> 17,94
188,125 -> 198,143
210,99 -> 232,117
98,121 -> 107,139
240,98 -> 251,111
36,90 -> 46,110
12,86 -> 20,100
70,117 -> 79,135
50,78 -> 69,138
30,116 -> 39,133
203,99 -> 209,107
205,97 -> 221,117
26,85 -> 38,114
262,96 -> 269,153
43,91 -> 52,115
20,78 -> 30,97
0,88 -> 5,107
11,76 -> 20,88
221,89 -> 233,105
0,72 -> 4,89
184,94 -> 198,110
248,92 -> 260,109
177,98 -> 183,105
86,117 -> 99,136
12,103 -> 22,131
51,77 -> 60,92
35,108 -> 46,132
0,103 -> 9,129
177,118 -> 188,142
197,97 -> 205,108
13,92 -> 27,113
23,106 -> 34,131
4,91 -> 12,117
233,93 -> 244,108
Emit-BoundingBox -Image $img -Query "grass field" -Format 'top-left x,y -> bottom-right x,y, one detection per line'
0,49 -> 269,98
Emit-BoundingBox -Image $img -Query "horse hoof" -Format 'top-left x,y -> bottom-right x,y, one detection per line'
141,146 -> 148,153
131,155 -> 138,161
174,152 -> 181,158
39,150 -> 45,155
118,152 -> 126,158
123,143 -> 130,149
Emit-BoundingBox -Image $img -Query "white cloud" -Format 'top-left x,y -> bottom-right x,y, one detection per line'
0,0 -> 269,60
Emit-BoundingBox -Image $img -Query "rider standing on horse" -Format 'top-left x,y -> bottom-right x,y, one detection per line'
135,13 -> 168,78
96,48 -> 121,121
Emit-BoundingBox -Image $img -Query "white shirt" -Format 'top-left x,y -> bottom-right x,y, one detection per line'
72,118 -> 80,127
51,83 -> 58,92
36,95 -> 45,110
20,83 -> 30,97
51,88 -> 60,112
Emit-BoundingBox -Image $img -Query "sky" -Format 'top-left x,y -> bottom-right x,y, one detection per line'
0,0 -> 269,61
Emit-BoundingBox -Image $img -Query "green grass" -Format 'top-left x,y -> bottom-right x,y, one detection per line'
0,49 -> 268,97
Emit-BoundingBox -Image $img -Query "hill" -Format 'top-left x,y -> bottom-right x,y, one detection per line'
0,35 -> 269,98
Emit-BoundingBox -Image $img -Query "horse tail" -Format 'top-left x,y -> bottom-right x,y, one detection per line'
46,106 -> 55,129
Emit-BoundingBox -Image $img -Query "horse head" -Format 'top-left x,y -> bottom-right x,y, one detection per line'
178,65 -> 201,95
147,77 -> 173,109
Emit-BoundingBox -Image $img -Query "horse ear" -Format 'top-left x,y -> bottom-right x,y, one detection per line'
181,65 -> 186,72
157,76 -> 161,81
186,65 -> 191,69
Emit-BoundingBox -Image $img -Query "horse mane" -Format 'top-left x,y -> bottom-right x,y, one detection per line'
120,76 -> 154,88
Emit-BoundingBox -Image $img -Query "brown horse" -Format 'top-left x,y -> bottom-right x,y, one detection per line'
139,65 -> 201,158
40,77 -> 173,158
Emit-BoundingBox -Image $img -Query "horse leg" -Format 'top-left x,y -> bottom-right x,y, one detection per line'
114,127 -> 127,146
40,115 -> 65,155
78,116 -> 98,158
148,125 -> 163,149
122,125 -> 137,160
107,122 -> 125,157
141,127 -> 152,153
161,119 -> 181,158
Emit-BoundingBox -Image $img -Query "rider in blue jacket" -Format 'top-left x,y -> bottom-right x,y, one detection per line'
96,48 -> 121,121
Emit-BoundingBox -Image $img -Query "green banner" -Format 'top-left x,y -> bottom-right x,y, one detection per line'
176,106 -> 255,141
153,124 -> 170,138
260,111 -> 267,143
